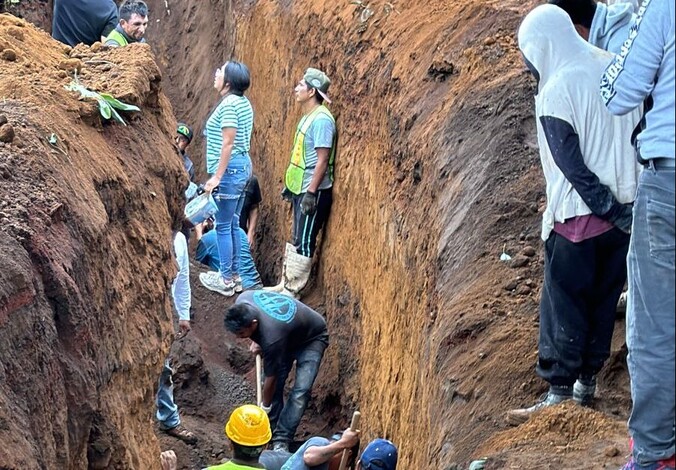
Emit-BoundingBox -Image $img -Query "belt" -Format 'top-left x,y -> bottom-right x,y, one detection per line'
645,158 -> 676,170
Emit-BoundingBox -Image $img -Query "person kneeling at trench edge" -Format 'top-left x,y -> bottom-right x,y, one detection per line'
224,290 -> 329,453
266,68 -> 337,299
156,231 -> 198,444
507,5 -> 641,425
204,405 -> 272,470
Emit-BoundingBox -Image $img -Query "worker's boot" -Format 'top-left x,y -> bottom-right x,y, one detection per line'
573,376 -> 596,407
279,249 -> 312,299
505,387 -> 572,426
264,243 -> 295,292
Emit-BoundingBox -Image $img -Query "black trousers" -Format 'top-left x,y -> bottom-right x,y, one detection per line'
291,188 -> 333,258
537,228 -> 630,387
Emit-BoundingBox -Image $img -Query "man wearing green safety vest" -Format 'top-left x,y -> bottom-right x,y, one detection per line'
104,0 -> 148,48
268,68 -> 337,299
203,405 -> 273,470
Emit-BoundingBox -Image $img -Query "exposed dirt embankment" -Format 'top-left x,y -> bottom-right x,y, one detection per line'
148,0 -> 631,468
0,14 -> 186,469
0,0 -> 51,31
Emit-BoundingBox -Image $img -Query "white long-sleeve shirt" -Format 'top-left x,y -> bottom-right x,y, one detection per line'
171,232 -> 191,321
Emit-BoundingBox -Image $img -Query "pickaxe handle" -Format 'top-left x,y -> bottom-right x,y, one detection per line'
338,411 -> 361,470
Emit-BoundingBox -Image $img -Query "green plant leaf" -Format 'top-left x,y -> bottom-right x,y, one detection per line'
97,99 -> 112,120
109,107 -> 127,126
100,93 -> 140,112
66,80 -> 138,125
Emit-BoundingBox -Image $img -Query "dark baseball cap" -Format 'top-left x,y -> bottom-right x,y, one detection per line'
360,439 -> 398,470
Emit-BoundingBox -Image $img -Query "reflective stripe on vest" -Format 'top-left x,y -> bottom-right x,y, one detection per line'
284,105 -> 336,195
105,29 -> 129,47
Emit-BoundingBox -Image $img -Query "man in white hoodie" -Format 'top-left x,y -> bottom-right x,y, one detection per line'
548,0 -> 637,313
507,4 -> 641,425
549,0 -> 636,53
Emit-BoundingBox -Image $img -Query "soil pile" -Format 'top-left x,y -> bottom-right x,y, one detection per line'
0,0 -> 51,31
0,14 -> 186,469
477,402 -> 629,469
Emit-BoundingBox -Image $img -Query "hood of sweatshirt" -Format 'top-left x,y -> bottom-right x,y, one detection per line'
589,2 -> 636,53
518,4 -> 594,93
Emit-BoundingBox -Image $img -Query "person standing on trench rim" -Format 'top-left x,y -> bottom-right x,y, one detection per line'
601,0 -> 675,468
508,4 -> 641,425
266,68 -> 337,299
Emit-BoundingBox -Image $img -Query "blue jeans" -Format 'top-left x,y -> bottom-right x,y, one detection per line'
237,228 -> 263,289
214,155 -> 252,281
156,360 -> 180,430
195,228 -> 263,289
626,165 -> 675,465
269,343 -> 326,445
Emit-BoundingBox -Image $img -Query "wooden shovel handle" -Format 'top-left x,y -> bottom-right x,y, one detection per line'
255,355 -> 262,406
338,411 -> 361,470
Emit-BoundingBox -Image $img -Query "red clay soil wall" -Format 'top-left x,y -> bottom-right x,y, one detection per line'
145,0 -> 551,467
146,0 -> 632,468
0,15 -> 186,469
0,0 -> 52,31
146,0 -> 634,467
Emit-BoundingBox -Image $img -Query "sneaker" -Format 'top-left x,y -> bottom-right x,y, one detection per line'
506,391 -> 572,426
620,457 -> 676,470
573,377 -> 596,407
199,271 -> 235,297
233,275 -> 243,293
272,441 -> 289,453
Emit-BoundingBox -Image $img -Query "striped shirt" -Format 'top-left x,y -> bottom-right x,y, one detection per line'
204,94 -> 254,175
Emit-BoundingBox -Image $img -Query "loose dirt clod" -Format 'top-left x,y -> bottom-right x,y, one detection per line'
0,122 -> 14,142
1,48 -> 16,61
58,58 -> 82,73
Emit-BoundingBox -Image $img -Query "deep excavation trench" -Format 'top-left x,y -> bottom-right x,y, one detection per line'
0,0 -> 635,469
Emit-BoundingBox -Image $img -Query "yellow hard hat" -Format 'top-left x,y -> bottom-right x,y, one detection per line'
225,405 -> 272,447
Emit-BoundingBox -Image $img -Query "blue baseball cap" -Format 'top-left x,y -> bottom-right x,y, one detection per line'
360,438 -> 398,470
